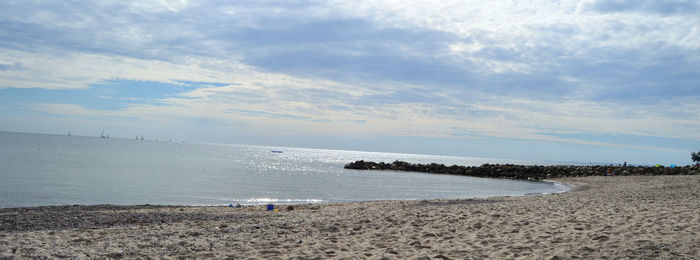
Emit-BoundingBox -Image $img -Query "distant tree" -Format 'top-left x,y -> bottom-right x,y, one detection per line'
693,150 -> 700,163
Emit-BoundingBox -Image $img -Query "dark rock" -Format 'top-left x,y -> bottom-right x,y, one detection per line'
344,160 -> 699,180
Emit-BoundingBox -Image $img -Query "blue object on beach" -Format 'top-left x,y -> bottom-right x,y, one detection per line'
267,204 -> 274,211
228,204 -> 233,207
670,164 -> 676,168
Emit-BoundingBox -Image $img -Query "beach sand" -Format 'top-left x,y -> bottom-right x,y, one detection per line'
1,175 -> 698,259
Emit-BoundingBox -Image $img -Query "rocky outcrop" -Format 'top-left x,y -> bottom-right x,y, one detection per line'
344,160 -> 699,180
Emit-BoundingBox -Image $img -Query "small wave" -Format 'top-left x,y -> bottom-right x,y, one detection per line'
235,198 -> 325,205
542,180 -> 574,193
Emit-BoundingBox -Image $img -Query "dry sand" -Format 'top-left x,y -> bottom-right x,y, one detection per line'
1,175 -> 698,259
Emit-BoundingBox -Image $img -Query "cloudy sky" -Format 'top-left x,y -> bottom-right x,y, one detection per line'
1,0 -> 699,164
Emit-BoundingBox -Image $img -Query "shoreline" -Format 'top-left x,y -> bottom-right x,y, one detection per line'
543,179 -> 582,192
0,178 -> 572,211
0,178 -> 572,210
1,175 -> 698,258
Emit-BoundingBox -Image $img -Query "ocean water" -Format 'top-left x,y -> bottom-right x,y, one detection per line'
0,132 -> 569,208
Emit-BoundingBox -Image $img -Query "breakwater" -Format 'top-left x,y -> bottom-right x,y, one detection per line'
344,160 -> 700,180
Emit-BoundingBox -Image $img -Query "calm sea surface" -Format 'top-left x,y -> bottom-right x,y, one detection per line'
0,132 -> 569,208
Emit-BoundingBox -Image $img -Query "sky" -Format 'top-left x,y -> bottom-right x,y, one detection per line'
1,0 -> 699,165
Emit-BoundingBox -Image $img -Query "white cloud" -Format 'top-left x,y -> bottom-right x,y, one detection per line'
28,76 -> 700,146
130,0 -> 190,13
330,0 -> 700,73
576,0 -> 700,15
1,0 -> 699,156
0,48 -> 246,90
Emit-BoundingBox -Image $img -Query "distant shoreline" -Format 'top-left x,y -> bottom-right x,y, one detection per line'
344,160 -> 700,180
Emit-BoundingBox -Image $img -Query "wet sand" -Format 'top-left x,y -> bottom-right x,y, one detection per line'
1,175 -> 698,259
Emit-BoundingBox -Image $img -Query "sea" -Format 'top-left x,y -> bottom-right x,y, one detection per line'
0,132 -> 570,208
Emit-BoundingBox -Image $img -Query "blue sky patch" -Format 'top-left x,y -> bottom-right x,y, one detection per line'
541,132 -> 700,152
0,79 -> 205,111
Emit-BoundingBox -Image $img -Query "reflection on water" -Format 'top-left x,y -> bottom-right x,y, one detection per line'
0,132 -> 569,207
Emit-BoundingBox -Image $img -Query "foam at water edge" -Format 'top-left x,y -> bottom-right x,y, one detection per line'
232,198 -> 326,205
542,180 -> 575,194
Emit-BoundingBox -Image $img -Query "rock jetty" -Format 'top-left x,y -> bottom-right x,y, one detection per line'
344,160 -> 699,180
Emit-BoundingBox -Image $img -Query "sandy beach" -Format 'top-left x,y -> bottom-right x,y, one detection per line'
1,175 -> 698,259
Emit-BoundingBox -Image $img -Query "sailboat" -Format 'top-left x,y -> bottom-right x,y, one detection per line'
100,129 -> 109,138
